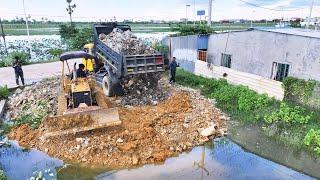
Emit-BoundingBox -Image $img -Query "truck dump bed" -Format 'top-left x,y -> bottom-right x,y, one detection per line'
93,23 -> 164,77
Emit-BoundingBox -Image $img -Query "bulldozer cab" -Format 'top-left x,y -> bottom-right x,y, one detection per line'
41,51 -> 121,139
60,51 -> 96,108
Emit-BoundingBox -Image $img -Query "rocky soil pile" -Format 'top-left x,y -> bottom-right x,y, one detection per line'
99,28 -> 156,55
8,85 -> 227,169
6,77 -> 59,128
118,74 -> 169,106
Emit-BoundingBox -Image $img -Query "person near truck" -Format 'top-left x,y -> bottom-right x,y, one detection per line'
169,57 -> 179,83
12,56 -> 25,86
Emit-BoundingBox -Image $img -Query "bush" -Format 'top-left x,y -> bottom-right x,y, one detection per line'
0,169 -> 6,180
14,100 -> 49,129
48,48 -> 64,57
264,103 -> 312,125
304,129 -> 320,155
68,28 -> 93,50
0,85 -> 10,100
283,77 -> 316,104
0,51 -> 30,67
176,69 -> 272,112
59,24 -> 78,40
171,24 -> 215,36
153,43 -> 169,55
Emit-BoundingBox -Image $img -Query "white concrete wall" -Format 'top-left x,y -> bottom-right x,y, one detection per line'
179,60 -> 284,100
207,30 -> 320,81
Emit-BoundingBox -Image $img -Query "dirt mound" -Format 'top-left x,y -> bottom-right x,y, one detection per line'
8,89 -> 227,169
41,114 -> 94,132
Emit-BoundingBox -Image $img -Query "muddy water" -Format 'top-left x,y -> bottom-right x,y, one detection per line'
0,137 -> 314,180
228,120 -> 320,178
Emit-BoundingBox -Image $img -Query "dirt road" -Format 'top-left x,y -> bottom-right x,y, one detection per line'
0,59 -> 77,88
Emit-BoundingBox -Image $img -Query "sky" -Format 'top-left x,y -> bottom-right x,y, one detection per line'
0,0 -> 320,22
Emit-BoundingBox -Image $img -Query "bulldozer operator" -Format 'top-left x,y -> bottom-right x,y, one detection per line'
77,64 -> 87,78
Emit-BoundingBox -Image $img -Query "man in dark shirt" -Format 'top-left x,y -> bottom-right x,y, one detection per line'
77,63 -> 87,78
169,57 -> 179,83
12,56 -> 25,86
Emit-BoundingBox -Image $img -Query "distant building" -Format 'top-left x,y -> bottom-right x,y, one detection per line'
300,17 -> 320,27
162,28 -> 320,100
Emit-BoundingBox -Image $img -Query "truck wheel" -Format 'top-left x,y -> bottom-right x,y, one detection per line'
102,75 -> 113,97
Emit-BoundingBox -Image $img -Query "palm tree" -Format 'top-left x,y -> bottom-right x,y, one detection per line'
66,0 -> 76,25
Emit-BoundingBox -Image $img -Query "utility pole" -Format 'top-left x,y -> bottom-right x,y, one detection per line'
0,18 -> 8,55
251,10 -> 255,28
207,0 -> 213,26
193,0 -> 196,25
186,4 -> 191,25
307,0 -> 315,29
22,0 -> 32,57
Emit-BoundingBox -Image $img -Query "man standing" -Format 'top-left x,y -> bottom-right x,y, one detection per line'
12,56 -> 25,86
169,57 -> 179,83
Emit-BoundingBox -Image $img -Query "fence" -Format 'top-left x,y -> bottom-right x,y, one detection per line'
178,59 -> 284,100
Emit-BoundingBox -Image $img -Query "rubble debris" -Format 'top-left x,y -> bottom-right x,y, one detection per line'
119,74 -> 169,106
8,83 -> 227,169
99,28 -> 156,55
7,77 -> 59,121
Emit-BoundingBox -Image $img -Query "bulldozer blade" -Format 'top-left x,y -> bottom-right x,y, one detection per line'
41,107 -> 121,139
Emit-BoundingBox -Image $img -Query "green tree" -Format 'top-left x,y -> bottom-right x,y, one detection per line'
66,0 -> 76,25
171,24 -> 215,36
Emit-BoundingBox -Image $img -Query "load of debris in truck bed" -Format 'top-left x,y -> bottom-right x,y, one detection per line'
6,76 -> 227,169
99,28 -> 157,55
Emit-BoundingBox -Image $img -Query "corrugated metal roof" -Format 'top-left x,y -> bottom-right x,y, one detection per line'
255,28 -> 320,39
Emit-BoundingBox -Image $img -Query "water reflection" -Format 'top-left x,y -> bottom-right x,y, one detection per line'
0,141 -> 63,179
96,138 -> 312,180
0,138 -> 313,180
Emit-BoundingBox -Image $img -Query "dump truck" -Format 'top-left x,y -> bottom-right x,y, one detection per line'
91,22 -> 165,96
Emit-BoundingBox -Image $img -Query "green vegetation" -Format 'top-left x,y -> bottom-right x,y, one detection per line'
14,100 -> 49,129
176,69 -> 319,156
0,169 -> 6,180
0,51 -> 60,67
48,48 -> 64,57
1,22 -> 276,36
176,69 -> 278,123
283,77 -> 317,106
153,43 -> 169,57
0,86 -> 10,100
304,129 -> 320,155
264,103 -> 312,125
0,51 -> 30,67
59,25 -> 92,50
170,24 -> 215,36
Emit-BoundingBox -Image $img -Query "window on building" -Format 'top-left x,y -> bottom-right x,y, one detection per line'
221,53 -> 232,68
198,50 -> 207,62
271,62 -> 290,81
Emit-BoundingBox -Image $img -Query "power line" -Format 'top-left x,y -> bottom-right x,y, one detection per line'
238,0 -> 306,12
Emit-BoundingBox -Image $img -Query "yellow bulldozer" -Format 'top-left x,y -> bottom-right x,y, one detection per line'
42,51 -> 121,138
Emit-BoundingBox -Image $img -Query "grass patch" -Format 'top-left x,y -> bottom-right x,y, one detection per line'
176,69 -> 320,155
14,100 -> 49,129
0,169 -> 6,180
0,86 -> 10,100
